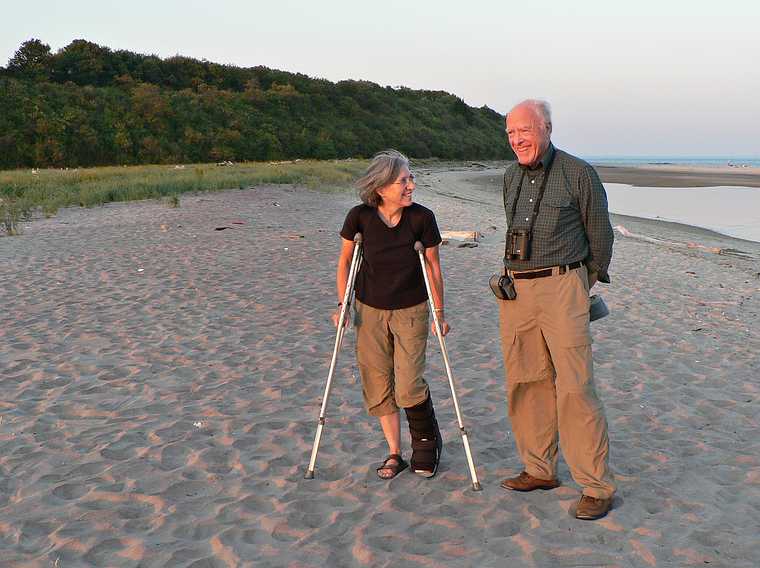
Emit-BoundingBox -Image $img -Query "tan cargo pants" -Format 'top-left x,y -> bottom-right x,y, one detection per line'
498,266 -> 616,499
354,300 -> 430,417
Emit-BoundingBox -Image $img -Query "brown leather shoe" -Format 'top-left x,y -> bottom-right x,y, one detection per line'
575,495 -> 612,520
500,471 -> 561,492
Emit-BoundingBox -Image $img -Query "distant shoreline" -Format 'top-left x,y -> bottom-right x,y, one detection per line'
594,164 -> 760,188
422,160 -> 760,189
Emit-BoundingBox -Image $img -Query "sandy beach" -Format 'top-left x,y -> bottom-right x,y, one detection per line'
2,164 -> 760,567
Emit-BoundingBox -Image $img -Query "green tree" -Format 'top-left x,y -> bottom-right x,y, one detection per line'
6,39 -> 52,80
51,39 -> 115,86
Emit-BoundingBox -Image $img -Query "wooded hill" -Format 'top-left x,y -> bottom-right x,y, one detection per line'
0,39 -> 515,169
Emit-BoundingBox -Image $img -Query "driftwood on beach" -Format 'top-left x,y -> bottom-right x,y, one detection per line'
614,224 -> 755,259
440,230 -> 480,242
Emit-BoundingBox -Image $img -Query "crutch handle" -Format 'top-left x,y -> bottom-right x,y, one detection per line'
354,232 -> 363,243
414,241 -> 424,253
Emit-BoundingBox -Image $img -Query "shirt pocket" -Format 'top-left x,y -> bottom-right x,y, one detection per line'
538,193 -> 575,234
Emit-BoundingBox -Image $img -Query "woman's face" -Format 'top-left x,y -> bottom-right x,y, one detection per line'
377,166 -> 415,208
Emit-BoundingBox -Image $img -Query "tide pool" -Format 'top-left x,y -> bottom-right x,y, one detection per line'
603,184 -> 760,243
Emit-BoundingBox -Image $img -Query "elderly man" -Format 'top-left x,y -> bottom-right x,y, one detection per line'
497,99 -> 615,520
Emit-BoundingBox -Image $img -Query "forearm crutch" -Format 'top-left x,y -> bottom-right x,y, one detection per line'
305,233 -> 363,479
414,241 -> 482,491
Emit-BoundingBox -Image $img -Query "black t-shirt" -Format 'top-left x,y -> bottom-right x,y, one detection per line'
340,203 -> 442,310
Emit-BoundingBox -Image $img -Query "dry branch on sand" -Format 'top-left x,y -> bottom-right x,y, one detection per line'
614,225 -> 755,259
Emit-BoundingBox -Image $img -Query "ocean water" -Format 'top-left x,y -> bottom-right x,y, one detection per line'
586,156 -> 760,168
603,183 -> 760,243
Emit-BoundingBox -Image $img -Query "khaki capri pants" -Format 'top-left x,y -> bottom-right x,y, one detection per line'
354,300 -> 431,417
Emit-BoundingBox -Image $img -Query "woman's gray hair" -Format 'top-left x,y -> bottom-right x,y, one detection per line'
356,149 -> 410,207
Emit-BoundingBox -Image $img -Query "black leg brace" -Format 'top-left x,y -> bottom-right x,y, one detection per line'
404,395 -> 442,477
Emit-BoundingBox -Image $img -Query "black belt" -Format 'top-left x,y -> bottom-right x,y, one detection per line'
511,260 -> 584,280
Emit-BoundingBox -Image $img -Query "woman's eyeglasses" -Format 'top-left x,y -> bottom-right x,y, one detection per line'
393,174 -> 415,186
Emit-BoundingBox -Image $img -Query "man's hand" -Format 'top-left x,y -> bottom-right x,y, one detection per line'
587,268 -> 599,290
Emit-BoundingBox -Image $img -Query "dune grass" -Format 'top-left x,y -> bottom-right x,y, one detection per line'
0,160 -> 367,235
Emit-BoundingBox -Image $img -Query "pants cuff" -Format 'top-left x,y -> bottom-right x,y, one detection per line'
582,488 -> 615,499
368,402 -> 399,417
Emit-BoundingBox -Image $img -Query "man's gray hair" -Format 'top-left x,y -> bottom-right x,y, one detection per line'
356,149 -> 409,208
510,99 -> 552,130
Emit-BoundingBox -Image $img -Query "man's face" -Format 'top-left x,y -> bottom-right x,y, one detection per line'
506,106 -> 551,167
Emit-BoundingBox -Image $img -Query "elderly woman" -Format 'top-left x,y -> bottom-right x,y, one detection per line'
333,149 -> 449,479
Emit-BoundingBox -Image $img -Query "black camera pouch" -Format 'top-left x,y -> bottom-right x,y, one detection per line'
489,273 -> 517,300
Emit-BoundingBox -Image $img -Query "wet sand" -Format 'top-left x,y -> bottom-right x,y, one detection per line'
1,167 -> 759,567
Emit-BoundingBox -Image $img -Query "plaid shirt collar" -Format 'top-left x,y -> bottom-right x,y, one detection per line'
519,143 -> 556,172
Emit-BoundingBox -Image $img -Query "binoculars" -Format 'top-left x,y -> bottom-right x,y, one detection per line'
506,228 -> 531,261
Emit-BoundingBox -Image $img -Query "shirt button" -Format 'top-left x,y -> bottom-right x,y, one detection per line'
531,179 -> 535,184
525,217 -> 529,221
529,199 -> 533,202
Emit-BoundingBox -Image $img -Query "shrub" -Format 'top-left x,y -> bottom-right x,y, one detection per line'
0,197 -> 30,236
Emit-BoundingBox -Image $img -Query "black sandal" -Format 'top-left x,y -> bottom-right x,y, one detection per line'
405,396 -> 443,478
376,454 -> 408,479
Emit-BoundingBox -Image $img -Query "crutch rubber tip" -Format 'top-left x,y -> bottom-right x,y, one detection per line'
414,241 -> 424,252
304,470 -> 315,479
472,482 -> 483,491
354,232 -> 363,243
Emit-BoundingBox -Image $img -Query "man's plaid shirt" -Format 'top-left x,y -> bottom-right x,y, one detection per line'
502,144 -> 614,282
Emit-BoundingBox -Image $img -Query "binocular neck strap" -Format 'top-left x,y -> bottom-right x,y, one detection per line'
508,159 -> 555,232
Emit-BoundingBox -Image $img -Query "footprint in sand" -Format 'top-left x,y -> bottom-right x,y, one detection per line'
51,483 -> 89,500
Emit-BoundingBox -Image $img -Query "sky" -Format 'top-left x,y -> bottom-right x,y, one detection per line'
2,0 -> 759,157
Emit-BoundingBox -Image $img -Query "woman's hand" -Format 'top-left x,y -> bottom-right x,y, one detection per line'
424,246 -> 449,337
332,305 -> 349,328
431,318 -> 450,336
